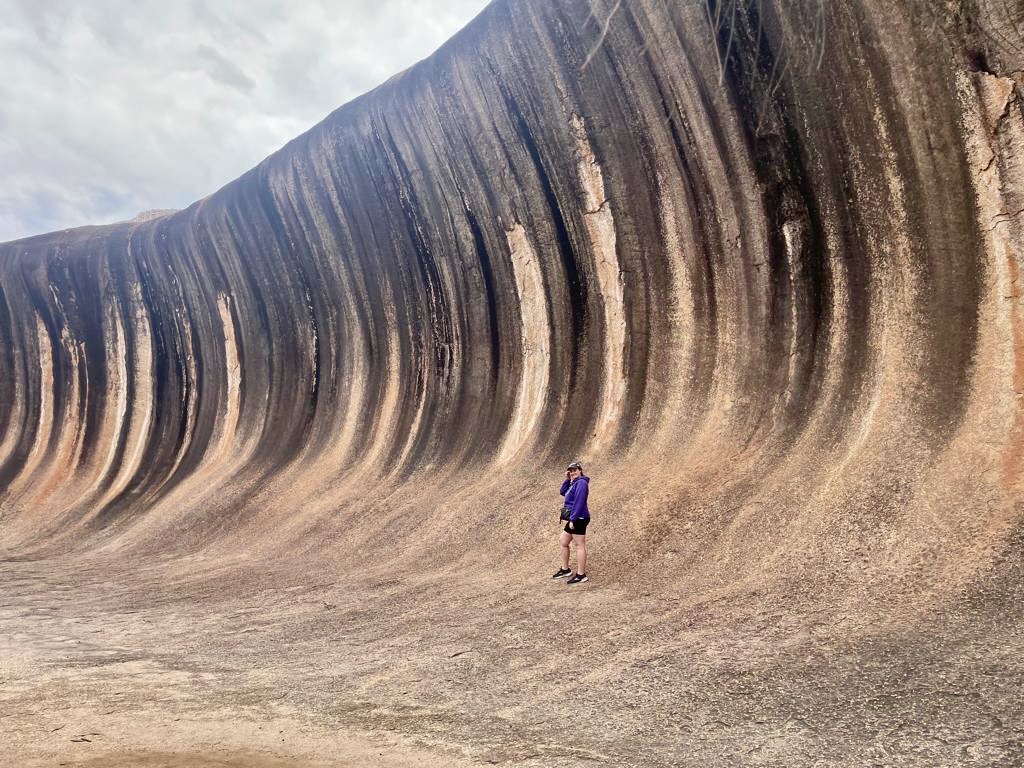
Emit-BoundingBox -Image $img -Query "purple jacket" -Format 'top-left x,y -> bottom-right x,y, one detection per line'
559,475 -> 591,521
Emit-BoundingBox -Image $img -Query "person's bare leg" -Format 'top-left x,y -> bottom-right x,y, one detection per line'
559,530 -> 572,570
574,534 -> 587,574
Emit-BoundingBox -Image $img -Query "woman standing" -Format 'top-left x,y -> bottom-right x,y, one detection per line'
553,461 -> 590,584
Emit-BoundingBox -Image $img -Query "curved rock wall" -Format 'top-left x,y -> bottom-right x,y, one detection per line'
0,0 -> 1021,611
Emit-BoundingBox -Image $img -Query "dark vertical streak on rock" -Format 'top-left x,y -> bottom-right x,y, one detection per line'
464,206 -> 502,391
0,286 -> 16,455
500,85 -> 587,382
712,0 -> 813,439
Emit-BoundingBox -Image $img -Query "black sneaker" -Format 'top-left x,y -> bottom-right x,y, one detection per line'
552,567 -> 572,579
567,573 -> 588,585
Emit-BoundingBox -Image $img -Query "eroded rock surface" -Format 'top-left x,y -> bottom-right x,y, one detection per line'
1,1 -> 1022,765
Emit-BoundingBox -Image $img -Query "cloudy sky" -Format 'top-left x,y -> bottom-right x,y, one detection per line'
0,0 -> 491,243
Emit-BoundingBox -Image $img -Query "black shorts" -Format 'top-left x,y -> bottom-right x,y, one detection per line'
564,518 -> 589,535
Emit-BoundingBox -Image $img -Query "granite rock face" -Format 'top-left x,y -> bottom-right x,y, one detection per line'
0,0 -> 1021,607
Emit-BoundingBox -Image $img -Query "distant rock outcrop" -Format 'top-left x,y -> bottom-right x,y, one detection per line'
0,0 -> 1020,610
125,209 -> 180,223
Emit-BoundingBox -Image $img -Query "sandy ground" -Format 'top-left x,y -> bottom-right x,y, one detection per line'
3,548 -> 1022,768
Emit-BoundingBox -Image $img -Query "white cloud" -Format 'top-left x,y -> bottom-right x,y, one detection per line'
0,0 -> 491,242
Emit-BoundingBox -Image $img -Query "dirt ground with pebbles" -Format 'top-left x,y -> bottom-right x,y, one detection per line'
3,549 -> 1022,768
